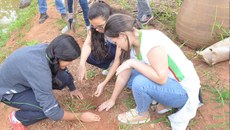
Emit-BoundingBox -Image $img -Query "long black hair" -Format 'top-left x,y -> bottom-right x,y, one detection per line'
46,34 -> 81,76
88,1 -> 125,61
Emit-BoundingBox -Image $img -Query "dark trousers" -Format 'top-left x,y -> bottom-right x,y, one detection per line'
87,41 -> 117,69
1,70 -> 74,126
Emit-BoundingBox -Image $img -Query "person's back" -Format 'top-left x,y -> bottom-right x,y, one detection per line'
0,34 -> 100,130
0,44 -> 50,100
138,30 -> 200,82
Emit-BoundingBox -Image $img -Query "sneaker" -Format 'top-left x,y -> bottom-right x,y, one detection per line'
101,69 -> 109,76
151,100 -> 158,105
39,13 -> 49,24
61,13 -> 67,20
9,111 -> 27,130
156,104 -> 172,114
61,25 -> 69,34
86,26 -> 91,31
138,15 -> 153,25
118,109 -> 150,124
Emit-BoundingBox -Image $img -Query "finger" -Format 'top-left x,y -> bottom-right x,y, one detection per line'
93,115 -> 101,121
79,76 -> 84,81
94,92 -> 100,97
90,117 -> 100,122
84,73 -> 88,80
116,70 -> 121,76
94,89 -> 98,96
98,104 -> 106,112
70,94 -> 74,99
78,93 -> 84,100
92,114 -> 101,120
105,106 -> 111,111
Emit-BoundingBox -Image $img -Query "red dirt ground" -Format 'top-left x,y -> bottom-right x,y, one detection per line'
0,0 -> 229,130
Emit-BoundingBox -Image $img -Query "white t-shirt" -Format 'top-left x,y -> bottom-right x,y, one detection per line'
130,30 -> 201,130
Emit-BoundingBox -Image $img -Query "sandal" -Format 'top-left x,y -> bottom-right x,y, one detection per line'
118,109 -> 150,124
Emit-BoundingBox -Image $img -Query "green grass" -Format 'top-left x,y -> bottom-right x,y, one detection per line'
76,13 -> 88,38
150,116 -> 170,126
65,99 -> 87,130
153,4 -> 177,32
211,8 -> 230,40
64,98 -> 96,112
214,87 -> 230,105
123,96 -> 135,109
114,0 -> 133,11
17,40 -> 39,46
0,0 -> 37,48
205,122 -> 230,130
0,48 -> 12,63
56,19 -> 66,29
118,124 -> 132,130
87,69 -> 96,79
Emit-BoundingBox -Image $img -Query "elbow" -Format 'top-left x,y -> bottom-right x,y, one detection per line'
157,78 -> 167,85
156,74 -> 168,85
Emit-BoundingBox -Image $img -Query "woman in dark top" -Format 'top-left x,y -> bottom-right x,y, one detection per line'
0,34 -> 100,130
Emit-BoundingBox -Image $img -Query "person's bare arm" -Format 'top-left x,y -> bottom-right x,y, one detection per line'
78,31 -> 92,81
94,46 -> 122,97
62,111 -> 100,122
98,68 -> 132,111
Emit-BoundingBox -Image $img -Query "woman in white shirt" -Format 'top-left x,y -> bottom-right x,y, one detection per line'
99,14 -> 201,130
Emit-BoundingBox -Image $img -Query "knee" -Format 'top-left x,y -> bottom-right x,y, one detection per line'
55,70 -> 73,87
131,75 -> 146,91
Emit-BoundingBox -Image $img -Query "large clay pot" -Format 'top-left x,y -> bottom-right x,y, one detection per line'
176,0 -> 229,49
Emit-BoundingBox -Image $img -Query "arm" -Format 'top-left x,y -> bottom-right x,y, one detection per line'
26,61 -> 100,122
117,46 -> 168,84
78,31 -> 92,81
62,111 -> 100,122
94,46 -> 122,97
98,68 -> 132,112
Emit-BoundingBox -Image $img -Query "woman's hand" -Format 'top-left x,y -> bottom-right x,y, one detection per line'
94,82 -> 106,97
116,59 -> 134,76
70,90 -> 84,100
97,99 -> 115,112
79,112 -> 101,122
77,64 -> 87,82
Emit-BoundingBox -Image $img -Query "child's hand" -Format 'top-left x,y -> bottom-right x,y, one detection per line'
94,82 -> 106,97
98,99 -> 115,112
79,112 -> 101,122
70,90 -> 84,99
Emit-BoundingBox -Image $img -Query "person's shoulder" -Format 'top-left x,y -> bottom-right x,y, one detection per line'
144,29 -> 163,34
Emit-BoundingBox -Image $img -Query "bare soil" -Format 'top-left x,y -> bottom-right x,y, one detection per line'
0,0 -> 229,130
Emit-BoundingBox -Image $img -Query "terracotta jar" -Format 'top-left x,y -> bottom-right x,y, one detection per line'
176,0 -> 229,49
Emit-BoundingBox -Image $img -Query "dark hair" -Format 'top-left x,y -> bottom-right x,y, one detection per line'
88,1 -> 125,60
104,14 -> 141,63
46,34 -> 81,76
104,14 -> 141,37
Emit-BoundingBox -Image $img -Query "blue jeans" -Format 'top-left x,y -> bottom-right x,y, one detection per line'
1,70 -> 74,126
87,40 -> 116,69
137,0 -> 153,20
127,70 -> 188,114
67,0 -> 90,26
38,0 -> 66,14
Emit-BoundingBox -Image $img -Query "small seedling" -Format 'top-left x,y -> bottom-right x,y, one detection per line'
87,70 -> 96,79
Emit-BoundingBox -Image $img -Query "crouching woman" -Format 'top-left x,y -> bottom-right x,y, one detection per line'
0,34 -> 100,130
100,14 -> 201,130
